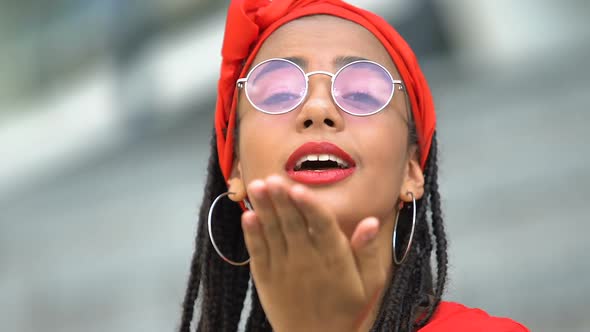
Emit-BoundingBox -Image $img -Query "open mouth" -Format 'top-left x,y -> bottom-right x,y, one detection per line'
286,142 -> 356,184
293,154 -> 350,171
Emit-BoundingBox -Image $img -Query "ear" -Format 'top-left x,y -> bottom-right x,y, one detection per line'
227,160 -> 247,202
399,146 -> 425,203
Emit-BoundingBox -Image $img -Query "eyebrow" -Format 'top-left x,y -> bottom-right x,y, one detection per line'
333,55 -> 370,68
283,55 -> 370,70
248,55 -> 373,84
250,59 -> 293,85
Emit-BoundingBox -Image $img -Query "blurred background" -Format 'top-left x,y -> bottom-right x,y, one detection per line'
1,0 -> 589,331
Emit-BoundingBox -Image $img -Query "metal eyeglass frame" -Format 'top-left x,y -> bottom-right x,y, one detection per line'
236,57 -> 405,117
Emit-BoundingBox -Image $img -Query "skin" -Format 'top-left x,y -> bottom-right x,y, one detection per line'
227,15 -> 425,332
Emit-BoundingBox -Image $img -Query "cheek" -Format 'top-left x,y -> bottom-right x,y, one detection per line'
327,115 -> 408,232
347,114 -> 407,171
237,112 -> 295,182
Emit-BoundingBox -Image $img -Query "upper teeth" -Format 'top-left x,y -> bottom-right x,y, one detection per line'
294,154 -> 349,170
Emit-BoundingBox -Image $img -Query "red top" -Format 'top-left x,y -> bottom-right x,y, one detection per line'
419,302 -> 530,331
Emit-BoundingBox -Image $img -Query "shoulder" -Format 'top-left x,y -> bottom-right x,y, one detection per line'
418,301 -> 530,332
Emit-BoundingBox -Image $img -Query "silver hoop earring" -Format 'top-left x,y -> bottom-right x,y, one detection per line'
207,192 -> 251,266
393,191 -> 417,265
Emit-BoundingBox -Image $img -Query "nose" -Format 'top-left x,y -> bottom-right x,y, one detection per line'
295,73 -> 344,132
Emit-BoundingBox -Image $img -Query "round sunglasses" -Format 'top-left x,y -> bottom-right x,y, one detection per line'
236,58 -> 404,116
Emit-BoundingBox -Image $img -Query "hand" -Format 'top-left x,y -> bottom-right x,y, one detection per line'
241,175 -> 388,332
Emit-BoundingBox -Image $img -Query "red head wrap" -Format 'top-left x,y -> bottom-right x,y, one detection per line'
215,0 -> 436,182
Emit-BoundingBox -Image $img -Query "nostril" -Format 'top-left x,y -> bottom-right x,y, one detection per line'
324,118 -> 335,127
304,119 -> 313,128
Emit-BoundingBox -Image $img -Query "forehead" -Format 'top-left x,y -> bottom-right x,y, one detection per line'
252,15 -> 396,72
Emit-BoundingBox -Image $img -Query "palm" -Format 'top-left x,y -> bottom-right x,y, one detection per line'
241,176 -> 387,332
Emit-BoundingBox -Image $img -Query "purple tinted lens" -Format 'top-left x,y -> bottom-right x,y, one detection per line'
245,59 -> 306,114
333,62 -> 394,115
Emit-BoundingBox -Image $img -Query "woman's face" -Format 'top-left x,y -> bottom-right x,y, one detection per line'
230,15 -> 423,237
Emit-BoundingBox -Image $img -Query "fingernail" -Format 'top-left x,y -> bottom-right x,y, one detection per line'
290,184 -> 305,199
266,176 -> 282,194
243,218 -> 258,231
362,229 -> 378,244
266,175 -> 283,184
248,180 -> 265,198
362,218 -> 379,244
242,212 -> 259,231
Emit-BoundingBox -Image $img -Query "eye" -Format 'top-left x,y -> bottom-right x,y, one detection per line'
261,92 -> 300,106
341,92 -> 382,108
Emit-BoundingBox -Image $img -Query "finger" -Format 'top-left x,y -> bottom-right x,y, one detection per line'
247,179 -> 288,260
350,217 -> 387,298
241,211 -> 270,280
289,184 -> 345,253
265,176 -> 312,254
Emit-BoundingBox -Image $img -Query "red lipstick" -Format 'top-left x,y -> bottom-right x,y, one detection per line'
285,142 -> 356,185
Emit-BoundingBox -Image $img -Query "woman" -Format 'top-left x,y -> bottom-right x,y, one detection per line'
179,1 -> 529,331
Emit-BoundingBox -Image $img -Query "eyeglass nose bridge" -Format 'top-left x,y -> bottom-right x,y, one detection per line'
306,70 -> 335,80
302,70 -> 336,98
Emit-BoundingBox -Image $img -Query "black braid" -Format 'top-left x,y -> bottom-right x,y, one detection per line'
245,286 -> 272,332
179,128 -> 448,331
415,135 -> 448,327
179,129 -> 250,332
179,228 -> 203,332
368,132 -> 448,332
179,132 -> 215,332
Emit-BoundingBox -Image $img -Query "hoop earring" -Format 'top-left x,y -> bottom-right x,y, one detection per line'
393,191 -> 417,265
207,191 -> 251,266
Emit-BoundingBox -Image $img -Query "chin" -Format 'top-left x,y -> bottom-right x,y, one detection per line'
312,192 -> 367,235
315,188 -> 397,235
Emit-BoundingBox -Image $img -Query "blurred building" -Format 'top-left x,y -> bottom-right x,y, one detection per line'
1,1 -> 589,331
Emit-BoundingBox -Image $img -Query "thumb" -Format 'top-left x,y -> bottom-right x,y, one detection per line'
350,217 -> 387,301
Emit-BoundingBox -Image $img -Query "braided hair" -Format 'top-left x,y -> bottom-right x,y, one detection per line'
179,119 -> 448,331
